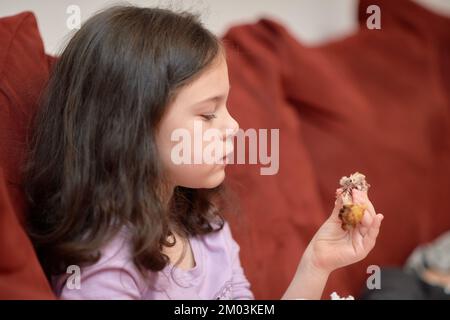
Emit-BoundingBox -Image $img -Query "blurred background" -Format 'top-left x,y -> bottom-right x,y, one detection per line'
1,0 -> 449,300
2,0 -> 359,54
1,0 -> 449,56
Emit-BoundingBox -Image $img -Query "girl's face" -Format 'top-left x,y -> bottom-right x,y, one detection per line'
156,54 -> 239,189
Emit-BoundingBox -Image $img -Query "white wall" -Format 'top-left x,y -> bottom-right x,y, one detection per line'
1,0 -> 448,55
0,0 -> 359,55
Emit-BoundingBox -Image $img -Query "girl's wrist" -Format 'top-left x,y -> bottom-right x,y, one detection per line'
298,245 -> 333,278
297,253 -> 331,281
281,247 -> 331,300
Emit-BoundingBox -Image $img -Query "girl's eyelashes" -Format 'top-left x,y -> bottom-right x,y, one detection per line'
201,113 -> 217,121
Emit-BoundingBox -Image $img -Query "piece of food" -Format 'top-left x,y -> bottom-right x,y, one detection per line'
330,292 -> 355,300
338,204 -> 367,231
337,172 -> 370,231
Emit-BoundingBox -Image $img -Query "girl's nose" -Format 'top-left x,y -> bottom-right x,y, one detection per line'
223,107 -> 239,138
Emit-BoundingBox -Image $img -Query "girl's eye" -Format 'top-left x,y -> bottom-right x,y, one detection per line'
201,114 -> 217,121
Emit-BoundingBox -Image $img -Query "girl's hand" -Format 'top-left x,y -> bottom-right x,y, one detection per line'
304,188 -> 384,274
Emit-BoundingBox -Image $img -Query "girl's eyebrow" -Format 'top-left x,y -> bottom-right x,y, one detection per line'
194,95 -> 223,105
190,85 -> 230,107
191,91 -> 229,107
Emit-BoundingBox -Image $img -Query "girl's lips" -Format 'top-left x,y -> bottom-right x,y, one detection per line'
217,156 -> 227,165
218,152 -> 233,165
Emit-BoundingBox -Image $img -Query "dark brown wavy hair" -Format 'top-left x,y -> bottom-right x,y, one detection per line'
23,5 -> 228,278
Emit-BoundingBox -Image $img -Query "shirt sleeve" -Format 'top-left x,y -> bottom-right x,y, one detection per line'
222,222 -> 255,300
56,231 -> 145,300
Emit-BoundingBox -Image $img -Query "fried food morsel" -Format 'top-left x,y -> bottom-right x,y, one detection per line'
337,172 -> 370,231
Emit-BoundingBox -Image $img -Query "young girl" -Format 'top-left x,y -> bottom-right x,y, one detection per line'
24,6 -> 383,300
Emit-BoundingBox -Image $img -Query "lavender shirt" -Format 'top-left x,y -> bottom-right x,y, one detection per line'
54,222 -> 254,300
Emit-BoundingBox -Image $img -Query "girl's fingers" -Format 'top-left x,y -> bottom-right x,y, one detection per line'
331,189 -> 344,220
363,214 -> 383,250
361,210 -> 373,228
353,189 -> 376,217
357,210 -> 372,237
335,188 -> 344,205
358,226 -> 368,237
352,224 -> 365,250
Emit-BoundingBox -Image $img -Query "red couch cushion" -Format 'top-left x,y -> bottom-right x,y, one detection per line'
1,0 -> 449,300
0,11 -> 50,190
222,24 -> 327,299
0,168 -> 54,299
225,0 -> 450,299
0,11 -> 54,299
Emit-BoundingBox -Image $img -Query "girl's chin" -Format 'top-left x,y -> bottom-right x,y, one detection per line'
174,165 -> 226,189
195,166 -> 226,189
204,168 -> 226,188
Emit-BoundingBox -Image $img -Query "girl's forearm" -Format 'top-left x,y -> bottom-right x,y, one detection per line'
281,253 -> 330,300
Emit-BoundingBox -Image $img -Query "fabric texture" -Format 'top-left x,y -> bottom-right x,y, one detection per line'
0,11 -> 55,299
1,0 -> 450,299
224,0 -> 450,298
54,223 -> 254,300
